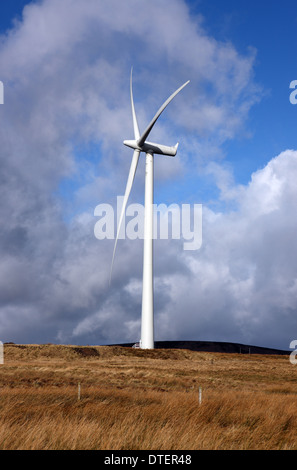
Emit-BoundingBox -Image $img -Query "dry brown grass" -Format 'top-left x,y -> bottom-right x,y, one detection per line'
0,344 -> 297,450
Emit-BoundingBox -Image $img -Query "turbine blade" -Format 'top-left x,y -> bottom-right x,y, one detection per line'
130,68 -> 140,140
137,80 -> 190,147
110,149 -> 140,283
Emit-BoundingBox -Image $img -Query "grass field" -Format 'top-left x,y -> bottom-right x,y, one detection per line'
0,343 -> 297,450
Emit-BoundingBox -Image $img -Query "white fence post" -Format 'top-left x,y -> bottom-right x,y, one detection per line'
199,386 -> 202,405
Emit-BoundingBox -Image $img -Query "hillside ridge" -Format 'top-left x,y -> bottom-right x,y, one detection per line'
114,340 -> 290,355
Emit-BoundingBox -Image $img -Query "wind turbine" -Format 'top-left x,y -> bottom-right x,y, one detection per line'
111,70 -> 189,349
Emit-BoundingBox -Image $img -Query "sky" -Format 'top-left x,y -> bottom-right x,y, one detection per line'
0,0 -> 297,350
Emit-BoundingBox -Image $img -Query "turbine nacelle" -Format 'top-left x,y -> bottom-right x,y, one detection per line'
123,139 -> 178,157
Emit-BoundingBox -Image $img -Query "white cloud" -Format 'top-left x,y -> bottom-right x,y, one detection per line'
156,150 -> 297,349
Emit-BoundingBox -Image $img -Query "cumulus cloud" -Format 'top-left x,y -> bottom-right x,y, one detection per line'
1,0 -> 294,350
156,150 -> 297,349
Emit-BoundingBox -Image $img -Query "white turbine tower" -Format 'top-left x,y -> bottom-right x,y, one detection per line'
111,70 -> 189,349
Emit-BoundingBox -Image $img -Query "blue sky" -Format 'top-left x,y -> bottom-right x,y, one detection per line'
0,1 -> 29,33
0,0 -> 297,349
192,0 -> 297,183
189,0 -> 297,219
